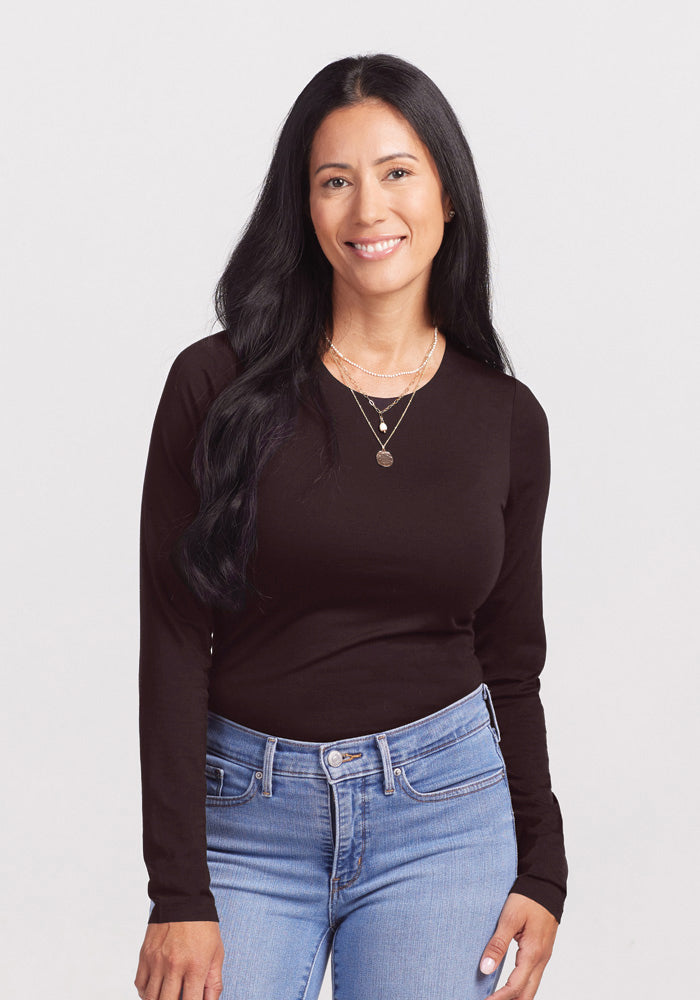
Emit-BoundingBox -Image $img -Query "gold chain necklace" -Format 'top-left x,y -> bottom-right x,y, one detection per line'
331,351 -> 426,431
328,347 -> 432,468
324,326 -> 438,378
324,329 -> 435,429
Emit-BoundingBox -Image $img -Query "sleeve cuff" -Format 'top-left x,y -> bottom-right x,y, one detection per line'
509,874 -> 566,924
148,894 -> 219,924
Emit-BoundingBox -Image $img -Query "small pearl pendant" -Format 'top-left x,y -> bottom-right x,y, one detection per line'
379,419 -> 388,433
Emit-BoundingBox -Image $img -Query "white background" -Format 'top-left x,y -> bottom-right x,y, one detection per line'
2,1 -> 698,997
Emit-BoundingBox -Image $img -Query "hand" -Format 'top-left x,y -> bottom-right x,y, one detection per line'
480,892 -> 559,1000
134,920 -> 224,1000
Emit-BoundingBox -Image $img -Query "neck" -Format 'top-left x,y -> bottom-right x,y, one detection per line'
327,281 -> 435,369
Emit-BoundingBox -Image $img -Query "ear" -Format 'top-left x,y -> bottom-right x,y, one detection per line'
442,191 -> 455,223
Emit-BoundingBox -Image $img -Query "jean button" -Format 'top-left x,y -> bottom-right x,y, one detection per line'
327,750 -> 343,767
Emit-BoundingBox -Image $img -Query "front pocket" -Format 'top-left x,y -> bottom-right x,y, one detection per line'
397,720 -> 505,802
205,764 -> 225,797
205,752 -> 259,804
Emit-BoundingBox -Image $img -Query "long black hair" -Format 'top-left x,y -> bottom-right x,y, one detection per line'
174,53 -> 514,613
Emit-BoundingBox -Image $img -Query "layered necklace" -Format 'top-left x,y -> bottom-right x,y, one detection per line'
322,327 -> 438,468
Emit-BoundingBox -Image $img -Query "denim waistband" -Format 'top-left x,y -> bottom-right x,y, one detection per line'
206,682 -> 500,797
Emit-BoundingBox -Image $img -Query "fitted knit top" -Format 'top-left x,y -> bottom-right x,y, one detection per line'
138,330 -> 568,925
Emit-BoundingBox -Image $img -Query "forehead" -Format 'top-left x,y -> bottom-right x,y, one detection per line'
309,99 -> 427,164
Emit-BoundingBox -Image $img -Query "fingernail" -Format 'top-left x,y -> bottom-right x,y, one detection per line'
481,957 -> 496,974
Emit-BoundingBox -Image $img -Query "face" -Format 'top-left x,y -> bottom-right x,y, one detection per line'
308,99 -> 453,303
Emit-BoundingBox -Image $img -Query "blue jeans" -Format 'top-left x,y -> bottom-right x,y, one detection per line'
156,683 -> 517,999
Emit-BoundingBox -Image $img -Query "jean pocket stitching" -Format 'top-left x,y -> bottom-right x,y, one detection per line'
205,764 -> 224,797
205,764 -> 259,805
397,765 -> 505,802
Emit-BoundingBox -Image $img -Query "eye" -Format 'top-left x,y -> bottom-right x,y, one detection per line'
387,168 -> 410,180
322,176 -> 349,189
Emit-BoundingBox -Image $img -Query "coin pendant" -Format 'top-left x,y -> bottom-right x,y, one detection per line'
376,449 -> 393,467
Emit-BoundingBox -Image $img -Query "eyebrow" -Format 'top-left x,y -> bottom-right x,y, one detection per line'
313,152 -> 419,176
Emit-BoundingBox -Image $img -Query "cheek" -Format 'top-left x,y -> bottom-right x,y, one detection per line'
311,212 -> 334,255
405,189 -> 446,244
425,200 -> 447,248
310,198 -> 336,240
309,205 -> 345,267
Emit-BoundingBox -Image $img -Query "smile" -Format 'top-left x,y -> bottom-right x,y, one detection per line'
346,237 -> 405,259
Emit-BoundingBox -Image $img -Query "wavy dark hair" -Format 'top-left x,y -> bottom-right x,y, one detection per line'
174,52 -> 514,613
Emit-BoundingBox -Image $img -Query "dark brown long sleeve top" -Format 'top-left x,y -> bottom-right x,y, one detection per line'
138,330 -> 568,925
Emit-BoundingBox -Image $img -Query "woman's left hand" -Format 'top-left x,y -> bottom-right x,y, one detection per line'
479,892 -> 559,999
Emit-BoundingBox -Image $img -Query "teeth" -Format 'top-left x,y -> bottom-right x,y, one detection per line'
351,238 -> 402,253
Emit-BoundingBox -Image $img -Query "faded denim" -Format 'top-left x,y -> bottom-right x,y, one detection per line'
152,682 -> 517,999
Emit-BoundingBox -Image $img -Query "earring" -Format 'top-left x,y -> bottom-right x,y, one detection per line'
448,210 -> 455,218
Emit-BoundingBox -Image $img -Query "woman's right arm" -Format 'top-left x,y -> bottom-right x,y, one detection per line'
134,337 -> 237,998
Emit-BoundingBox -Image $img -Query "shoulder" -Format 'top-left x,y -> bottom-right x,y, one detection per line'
448,342 -> 548,430
448,344 -> 549,476
509,378 -> 550,494
511,377 -> 549,445
166,330 -> 240,403
151,331 -> 240,440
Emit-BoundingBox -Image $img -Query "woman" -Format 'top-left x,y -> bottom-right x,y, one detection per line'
134,53 -> 567,1000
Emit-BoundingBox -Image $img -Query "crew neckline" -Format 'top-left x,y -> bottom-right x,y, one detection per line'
318,337 -> 451,402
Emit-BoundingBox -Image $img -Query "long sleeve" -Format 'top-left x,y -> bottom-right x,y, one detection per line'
138,343 -> 227,924
474,377 -> 568,923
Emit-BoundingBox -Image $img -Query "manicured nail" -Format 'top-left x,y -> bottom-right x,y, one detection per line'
481,957 -> 496,974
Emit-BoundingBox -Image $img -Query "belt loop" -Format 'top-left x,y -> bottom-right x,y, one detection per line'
262,736 -> 277,796
375,734 -> 395,795
482,683 -> 501,742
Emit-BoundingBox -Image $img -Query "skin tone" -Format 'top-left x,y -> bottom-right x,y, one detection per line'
309,97 -> 452,397
134,96 -> 559,1000
135,922 -> 223,1000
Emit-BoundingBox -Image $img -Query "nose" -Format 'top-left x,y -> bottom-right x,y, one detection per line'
352,177 -> 387,228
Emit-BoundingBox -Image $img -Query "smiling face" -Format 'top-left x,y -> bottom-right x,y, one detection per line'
308,99 -> 453,305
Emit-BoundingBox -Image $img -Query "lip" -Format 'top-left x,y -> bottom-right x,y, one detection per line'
344,235 -> 406,260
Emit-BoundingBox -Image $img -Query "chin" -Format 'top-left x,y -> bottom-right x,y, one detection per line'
358,274 -> 422,298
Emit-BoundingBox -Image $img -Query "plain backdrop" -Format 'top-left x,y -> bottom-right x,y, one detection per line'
2,1 -> 698,996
